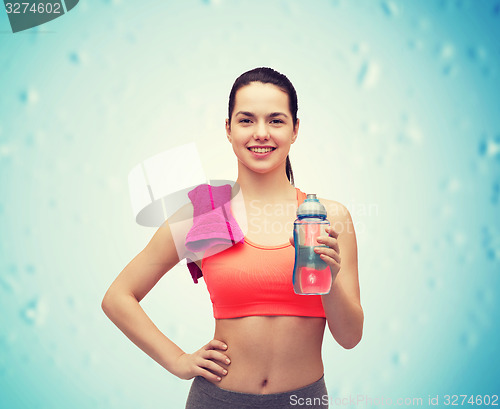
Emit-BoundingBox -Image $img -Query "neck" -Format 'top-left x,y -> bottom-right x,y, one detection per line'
233,160 -> 296,202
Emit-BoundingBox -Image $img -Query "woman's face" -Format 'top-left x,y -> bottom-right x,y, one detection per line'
226,81 -> 299,176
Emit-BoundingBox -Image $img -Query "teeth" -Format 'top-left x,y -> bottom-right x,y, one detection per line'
249,147 -> 274,153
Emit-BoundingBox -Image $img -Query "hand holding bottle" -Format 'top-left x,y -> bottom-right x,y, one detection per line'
290,224 -> 341,293
292,194 -> 340,295
313,225 -> 341,280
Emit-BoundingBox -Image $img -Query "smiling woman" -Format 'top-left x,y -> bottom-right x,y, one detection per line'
226,68 -> 299,186
102,67 -> 363,409
226,81 -> 298,179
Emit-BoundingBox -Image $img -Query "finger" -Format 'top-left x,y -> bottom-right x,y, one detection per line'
314,246 -> 341,264
197,356 -> 228,377
319,253 -> 341,271
204,349 -> 231,365
206,339 -> 227,351
326,226 -> 339,239
289,235 -> 295,247
316,236 -> 340,254
196,367 -> 223,382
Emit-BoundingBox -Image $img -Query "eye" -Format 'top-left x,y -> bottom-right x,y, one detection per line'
239,118 -> 252,123
270,119 -> 284,124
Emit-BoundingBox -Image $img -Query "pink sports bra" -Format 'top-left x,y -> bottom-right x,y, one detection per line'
199,187 -> 326,319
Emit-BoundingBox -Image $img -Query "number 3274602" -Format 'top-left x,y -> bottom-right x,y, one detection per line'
444,395 -> 498,406
5,2 -> 62,14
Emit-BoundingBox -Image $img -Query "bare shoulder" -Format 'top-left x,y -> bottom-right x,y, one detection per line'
318,198 -> 353,224
155,200 -> 195,262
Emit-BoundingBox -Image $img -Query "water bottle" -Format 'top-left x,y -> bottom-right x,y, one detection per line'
292,194 -> 332,295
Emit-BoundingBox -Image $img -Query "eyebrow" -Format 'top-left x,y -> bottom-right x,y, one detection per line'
235,111 -> 289,119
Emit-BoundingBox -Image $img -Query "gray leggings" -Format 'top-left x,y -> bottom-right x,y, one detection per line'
185,374 -> 329,409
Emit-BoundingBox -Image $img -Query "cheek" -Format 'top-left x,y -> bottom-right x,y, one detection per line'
276,132 -> 294,146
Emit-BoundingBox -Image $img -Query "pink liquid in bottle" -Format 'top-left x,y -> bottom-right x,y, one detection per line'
298,265 -> 332,294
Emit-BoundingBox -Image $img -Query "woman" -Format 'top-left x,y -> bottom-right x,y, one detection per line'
102,67 -> 363,408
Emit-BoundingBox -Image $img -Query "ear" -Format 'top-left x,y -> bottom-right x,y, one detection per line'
225,118 -> 232,143
291,118 -> 300,144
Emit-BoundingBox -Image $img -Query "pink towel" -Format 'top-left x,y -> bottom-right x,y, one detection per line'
185,184 -> 244,283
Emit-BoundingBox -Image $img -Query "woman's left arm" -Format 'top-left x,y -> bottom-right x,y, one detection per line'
315,200 -> 364,349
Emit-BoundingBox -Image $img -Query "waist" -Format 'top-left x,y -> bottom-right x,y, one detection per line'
190,374 -> 328,408
209,315 -> 326,394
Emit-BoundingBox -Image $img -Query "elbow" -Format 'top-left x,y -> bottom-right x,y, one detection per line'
101,289 -> 118,316
101,288 -> 136,316
101,293 -> 112,316
339,331 -> 363,350
330,327 -> 363,350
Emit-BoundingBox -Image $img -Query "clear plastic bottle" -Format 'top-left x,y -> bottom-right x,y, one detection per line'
292,194 -> 332,295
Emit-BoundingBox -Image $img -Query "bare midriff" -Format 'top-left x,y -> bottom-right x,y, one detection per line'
207,315 -> 326,394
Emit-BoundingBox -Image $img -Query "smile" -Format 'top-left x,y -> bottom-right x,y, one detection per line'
248,147 -> 276,153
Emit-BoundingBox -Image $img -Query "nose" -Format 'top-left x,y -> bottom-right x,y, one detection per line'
254,121 -> 270,140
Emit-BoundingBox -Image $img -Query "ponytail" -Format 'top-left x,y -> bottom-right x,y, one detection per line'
286,155 -> 294,186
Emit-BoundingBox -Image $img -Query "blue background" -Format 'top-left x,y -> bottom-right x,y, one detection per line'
1,0 -> 499,408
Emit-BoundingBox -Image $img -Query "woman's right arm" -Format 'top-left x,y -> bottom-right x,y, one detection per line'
101,205 -> 230,382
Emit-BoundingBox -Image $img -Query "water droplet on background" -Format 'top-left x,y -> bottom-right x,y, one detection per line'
69,50 -> 88,65
459,331 -> 478,349
478,134 -> 500,159
392,351 -> 408,366
397,125 -> 423,145
442,178 -> 461,193
491,180 -> 500,204
451,231 -> 466,247
19,88 -> 39,105
417,17 -> 431,31
48,198 -> 57,209
0,143 -> 15,160
25,264 -> 36,274
407,38 -> 424,51
481,226 -> 500,261
467,45 -> 487,62
20,297 -> 48,327
493,2 -> 500,16
476,288 -> 494,306
381,1 -> 399,17
352,42 -> 369,54
66,296 -> 76,309
201,0 -> 223,5
443,63 -> 459,77
427,276 -> 444,291
438,42 -> 455,60
0,265 -> 19,293
357,60 -> 381,89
